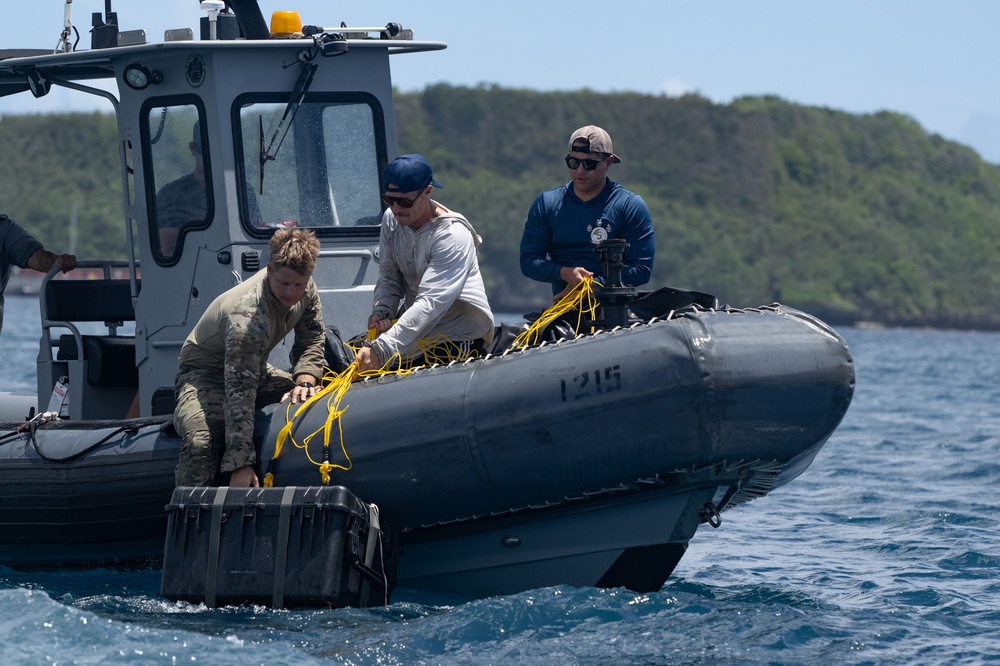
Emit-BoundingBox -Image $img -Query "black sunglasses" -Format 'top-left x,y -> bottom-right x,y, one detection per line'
565,156 -> 603,171
382,194 -> 418,208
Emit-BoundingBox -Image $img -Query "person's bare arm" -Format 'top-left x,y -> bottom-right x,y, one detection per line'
27,248 -> 76,274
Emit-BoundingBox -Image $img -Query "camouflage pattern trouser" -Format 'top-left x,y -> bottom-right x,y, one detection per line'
173,364 -> 293,486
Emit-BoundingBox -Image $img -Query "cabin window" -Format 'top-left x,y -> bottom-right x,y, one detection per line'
143,103 -> 212,263
236,96 -> 384,232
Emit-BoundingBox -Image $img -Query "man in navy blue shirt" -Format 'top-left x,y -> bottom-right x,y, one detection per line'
0,214 -> 76,333
520,126 -> 655,300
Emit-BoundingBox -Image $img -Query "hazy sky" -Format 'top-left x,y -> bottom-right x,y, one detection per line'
3,1 -> 999,163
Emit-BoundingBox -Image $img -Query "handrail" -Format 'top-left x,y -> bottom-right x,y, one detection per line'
319,248 -> 374,259
38,260 -> 140,363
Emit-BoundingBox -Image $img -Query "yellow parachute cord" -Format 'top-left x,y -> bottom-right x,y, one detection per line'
263,326 -> 482,486
263,364 -> 356,487
512,277 -> 598,350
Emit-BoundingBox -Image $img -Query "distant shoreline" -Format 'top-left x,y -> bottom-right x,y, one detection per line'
9,286 -> 1000,334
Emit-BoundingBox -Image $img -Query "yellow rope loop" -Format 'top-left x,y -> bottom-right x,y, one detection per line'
266,365 -> 356,483
269,324 -> 485,485
345,332 -> 415,379
512,277 -> 598,350
360,350 -> 411,378
272,368 -> 342,461
416,333 -> 480,365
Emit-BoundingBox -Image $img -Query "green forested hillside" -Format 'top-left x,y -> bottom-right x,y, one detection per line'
3,86 -> 1000,328
0,112 -> 123,259
395,86 -> 1000,327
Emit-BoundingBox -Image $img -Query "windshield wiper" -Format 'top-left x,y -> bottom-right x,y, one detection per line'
258,61 -> 318,193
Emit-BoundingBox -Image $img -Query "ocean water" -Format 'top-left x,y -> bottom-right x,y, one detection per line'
2,294 -> 999,665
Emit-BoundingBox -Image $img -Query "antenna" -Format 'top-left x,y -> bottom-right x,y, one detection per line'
201,1 -> 226,40
56,0 -> 76,53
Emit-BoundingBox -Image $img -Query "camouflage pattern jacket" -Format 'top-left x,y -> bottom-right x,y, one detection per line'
177,268 -> 325,465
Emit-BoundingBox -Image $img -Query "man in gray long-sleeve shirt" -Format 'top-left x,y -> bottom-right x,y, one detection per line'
356,154 -> 494,371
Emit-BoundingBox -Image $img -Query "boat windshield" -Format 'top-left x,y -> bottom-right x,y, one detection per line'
144,101 -> 212,264
236,94 -> 386,233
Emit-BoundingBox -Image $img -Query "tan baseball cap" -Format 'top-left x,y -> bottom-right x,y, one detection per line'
568,125 -> 622,163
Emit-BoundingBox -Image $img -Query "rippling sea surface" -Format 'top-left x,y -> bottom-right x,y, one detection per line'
2,295 -> 999,665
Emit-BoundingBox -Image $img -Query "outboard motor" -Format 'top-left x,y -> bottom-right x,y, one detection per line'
593,238 -> 638,329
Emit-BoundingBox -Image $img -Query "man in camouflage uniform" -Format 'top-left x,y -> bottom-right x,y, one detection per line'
173,228 -> 325,487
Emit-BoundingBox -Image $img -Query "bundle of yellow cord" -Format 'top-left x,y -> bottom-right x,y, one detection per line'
363,322 -> 480,368
511,277 -> 598,350
263,324 -> 481,487
264,363 -> 357,487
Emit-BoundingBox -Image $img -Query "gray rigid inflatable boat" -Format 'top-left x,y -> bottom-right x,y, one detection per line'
0,1 -> 853,599
259,302 -> 854,596
0,302 -> 853,597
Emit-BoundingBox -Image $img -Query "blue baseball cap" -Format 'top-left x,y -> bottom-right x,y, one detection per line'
383,154 -> 443,193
